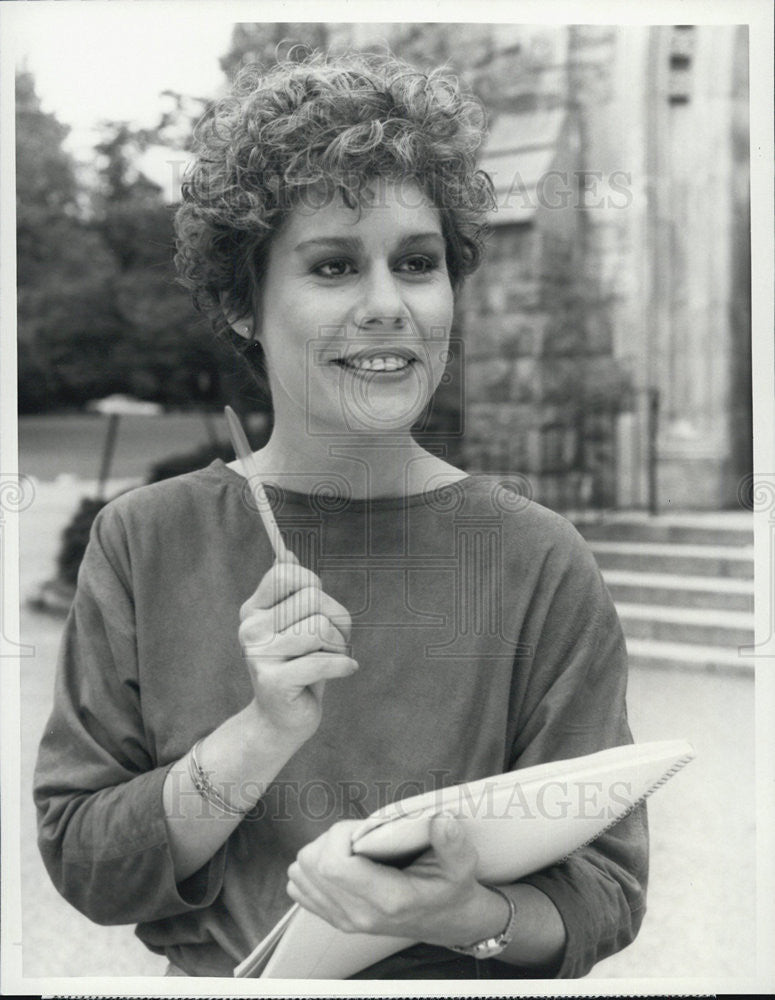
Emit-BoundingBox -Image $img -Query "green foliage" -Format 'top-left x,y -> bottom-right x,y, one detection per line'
55,497 -> 110,585
55,435 -> 263,588
16,70 -> 255,414
16,73 -> 123,412
145,443 -> 234,484
220,23 -> 330,79
15,71 -> 78,227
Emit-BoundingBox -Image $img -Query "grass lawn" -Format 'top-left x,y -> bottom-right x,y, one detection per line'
18,413 -> 225,482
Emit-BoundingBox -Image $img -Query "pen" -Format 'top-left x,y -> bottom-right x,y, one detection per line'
224,406 -> 297,564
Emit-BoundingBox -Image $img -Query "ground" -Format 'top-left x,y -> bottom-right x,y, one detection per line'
11,420 -> 758,982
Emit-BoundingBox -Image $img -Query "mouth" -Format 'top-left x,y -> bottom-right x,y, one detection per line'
332,348 -> 418,375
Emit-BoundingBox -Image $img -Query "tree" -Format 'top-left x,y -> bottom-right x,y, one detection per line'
219,23 -> 330,80
16,71 -> 231,411
88,118 -> 227,406
16,71 -> 123,411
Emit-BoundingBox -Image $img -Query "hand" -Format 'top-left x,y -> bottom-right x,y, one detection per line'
286,815 -> 505,948
239,561 -> 358,746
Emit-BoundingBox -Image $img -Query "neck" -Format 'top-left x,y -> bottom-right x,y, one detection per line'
249,421 -> 461,500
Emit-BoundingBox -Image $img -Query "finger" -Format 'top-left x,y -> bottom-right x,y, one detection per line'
253,586 -> 324,636
241,611 -> 348,657
297,819 -> 365,864
258,587 -> 353,641
427,814 -> 478,874
286,878 -> 363,933
284,653 -> 360,686
275,614 -> 349,655
318,592 -> 352,642
252,653 -> 359,688
297,821 -> 374,890
286,862 -> 354,927
280,612 -> 348,649
244,563 -> 322,615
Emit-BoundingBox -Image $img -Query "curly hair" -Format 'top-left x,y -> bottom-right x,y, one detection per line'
174,47 -> 495,354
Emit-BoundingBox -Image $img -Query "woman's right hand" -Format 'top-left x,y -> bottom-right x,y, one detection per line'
238,561 -> 358,746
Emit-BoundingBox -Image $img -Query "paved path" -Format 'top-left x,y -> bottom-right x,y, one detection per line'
14,481 -> 757,980
18,413 -> 221,482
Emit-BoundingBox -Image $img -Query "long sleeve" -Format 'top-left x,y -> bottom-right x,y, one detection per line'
33,504 -> 227,926
502,517 -> 649,978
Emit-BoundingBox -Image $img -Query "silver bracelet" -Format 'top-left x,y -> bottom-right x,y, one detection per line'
448,884 -> 518,959
188,739 -> 248,817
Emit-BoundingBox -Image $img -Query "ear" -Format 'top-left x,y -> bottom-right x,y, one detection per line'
219,294 -> 256,341
224,313 -> 255,342
230,318 -> 254,341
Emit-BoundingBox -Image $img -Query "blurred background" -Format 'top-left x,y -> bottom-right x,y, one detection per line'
16,19 -> 752,510
11,11 -> 756,985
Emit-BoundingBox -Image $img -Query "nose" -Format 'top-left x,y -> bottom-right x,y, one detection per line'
353,262 -> 409,331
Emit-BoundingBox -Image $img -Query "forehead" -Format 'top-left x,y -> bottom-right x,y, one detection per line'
280,177 -> 443,245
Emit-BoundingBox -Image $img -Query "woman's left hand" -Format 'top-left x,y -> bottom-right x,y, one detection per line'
286,815 -> 497,947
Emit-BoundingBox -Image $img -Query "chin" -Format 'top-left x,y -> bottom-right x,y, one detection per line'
333,381 -> 437,432
340,401 -> 430,433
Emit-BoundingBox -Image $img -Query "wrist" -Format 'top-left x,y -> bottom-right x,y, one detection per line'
437,882 -> 511,949
446,884 -> 516,959
239,702 -> 308,761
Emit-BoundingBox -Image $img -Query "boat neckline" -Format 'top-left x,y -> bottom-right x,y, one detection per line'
210,458 -> 475,511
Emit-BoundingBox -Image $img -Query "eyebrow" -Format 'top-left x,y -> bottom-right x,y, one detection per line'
293,232 -> 445,253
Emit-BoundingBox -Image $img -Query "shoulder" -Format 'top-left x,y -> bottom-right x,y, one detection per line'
93,461 -> 234,544
456,474 -> 587,547
452,474 -> 602,588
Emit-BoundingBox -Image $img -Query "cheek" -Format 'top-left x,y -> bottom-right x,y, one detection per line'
433,283 -> 454,330
429,288 -> 454,348
261,301 -> 311,369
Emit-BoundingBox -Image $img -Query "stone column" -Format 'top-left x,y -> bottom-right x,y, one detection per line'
646,26 -> 748,508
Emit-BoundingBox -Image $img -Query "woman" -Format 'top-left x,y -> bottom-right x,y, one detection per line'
34,49 -> 647,979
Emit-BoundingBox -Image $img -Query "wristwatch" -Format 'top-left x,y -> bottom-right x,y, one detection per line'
448,885 -> 518,959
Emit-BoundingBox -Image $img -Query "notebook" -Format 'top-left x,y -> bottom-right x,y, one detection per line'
234,739 -> 695,979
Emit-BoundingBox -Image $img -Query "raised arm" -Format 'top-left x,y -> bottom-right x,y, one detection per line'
34,505 -> 357,924
163,560 -> 358,881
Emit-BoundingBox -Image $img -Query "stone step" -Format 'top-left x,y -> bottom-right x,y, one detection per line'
588,541 -> 754,579
574,512 -> 753,548
626,637 -> 755,675
601,569 -> 755,613
617,603 -> 754,648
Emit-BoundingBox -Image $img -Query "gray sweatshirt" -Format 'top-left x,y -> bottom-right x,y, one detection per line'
34,460 -> 648,978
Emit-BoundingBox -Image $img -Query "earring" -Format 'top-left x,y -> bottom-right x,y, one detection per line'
241,325 -> 251,335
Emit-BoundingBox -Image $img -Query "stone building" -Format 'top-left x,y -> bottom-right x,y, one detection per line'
333,22 -> 752,511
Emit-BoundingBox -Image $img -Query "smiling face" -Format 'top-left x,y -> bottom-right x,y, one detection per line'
248,177 -> 455,437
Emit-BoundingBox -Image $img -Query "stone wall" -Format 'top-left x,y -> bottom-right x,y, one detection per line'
330,23 -> 751,510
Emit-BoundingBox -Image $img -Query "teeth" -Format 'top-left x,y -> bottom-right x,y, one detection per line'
342,355 -> 410,372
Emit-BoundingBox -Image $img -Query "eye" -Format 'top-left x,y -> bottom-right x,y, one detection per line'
396,254 -> 440,275
314,259 -> 355,279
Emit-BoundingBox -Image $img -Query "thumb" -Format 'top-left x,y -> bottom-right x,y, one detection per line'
429,812 -> 475,869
